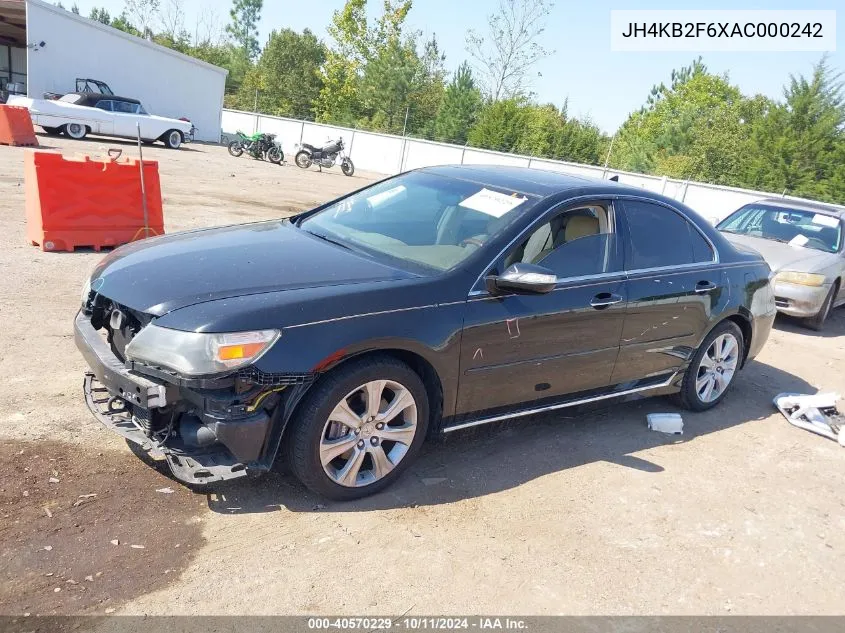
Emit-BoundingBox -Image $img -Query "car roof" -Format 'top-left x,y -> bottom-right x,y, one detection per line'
753,197 -> 845,218
420,164 -> 646,198
74,93 -> 142,105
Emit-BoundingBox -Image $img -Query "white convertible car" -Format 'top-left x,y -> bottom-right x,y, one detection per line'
8,93 -> 194,149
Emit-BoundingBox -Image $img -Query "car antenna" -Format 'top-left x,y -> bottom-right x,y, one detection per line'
136,122 -> 150,239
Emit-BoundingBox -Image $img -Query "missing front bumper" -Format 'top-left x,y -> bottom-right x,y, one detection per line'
82,373 -> 250,484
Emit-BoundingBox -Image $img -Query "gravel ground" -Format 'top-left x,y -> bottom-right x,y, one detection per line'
0,133 -> 843,617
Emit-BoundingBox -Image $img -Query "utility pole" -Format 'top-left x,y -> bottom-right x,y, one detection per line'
602,132 -> 616,179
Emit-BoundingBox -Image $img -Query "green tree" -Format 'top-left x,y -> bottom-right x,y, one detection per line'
745,57 -> 845,201
316,0 -> 416,128
406,35 -> 447,137
467,99 -> 527,152
89,7 -> 111,24
233,28 -> 326,119
124,0 -> 160,37
434,62 -> 482,144
110,11 -> 141,36
226,0 -> 263,61
71,3 -> 80,14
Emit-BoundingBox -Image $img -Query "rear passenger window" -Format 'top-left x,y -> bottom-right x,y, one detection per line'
623,200 -> 713,269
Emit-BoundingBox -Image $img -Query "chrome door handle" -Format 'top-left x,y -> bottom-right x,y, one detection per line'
590,293 -> 623,309
694,281 -> 717,294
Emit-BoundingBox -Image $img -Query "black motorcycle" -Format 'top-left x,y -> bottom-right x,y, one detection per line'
228,131 -> 284,164
294,137 -> 354,176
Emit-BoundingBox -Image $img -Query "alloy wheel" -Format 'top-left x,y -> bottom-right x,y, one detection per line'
319,379 -> 418,487
695,332 -> 739,403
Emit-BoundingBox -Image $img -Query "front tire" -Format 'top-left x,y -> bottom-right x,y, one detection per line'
341,158 -> 355,177
285,356 -> 429,500
674,320 -> 744,411
295,150 -> 312,169
804,282 -> 837,331
64,123 -> 87,140
164,129 -> 183,149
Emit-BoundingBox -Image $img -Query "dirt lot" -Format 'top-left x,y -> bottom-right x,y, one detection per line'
1,134 -> 844,617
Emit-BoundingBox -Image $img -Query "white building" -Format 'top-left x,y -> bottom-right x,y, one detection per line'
0,0 -> 226,142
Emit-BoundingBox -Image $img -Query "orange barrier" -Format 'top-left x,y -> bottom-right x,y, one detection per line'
25,150 -> 165,252
0,105 -> 38,147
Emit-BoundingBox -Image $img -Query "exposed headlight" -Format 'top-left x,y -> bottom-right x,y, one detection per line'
774,271 -> 826,287
125,325 -> 280,376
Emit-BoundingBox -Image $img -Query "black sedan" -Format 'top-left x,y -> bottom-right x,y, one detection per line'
75,166 -> 776,500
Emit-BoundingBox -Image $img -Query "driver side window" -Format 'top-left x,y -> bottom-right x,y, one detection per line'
505,203 -> 621,279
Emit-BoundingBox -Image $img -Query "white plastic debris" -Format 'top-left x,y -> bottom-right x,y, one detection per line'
774,392 -> 844,446
647,413 -> 684,435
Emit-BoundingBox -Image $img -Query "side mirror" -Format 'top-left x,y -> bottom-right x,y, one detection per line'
485,263 -> 557,295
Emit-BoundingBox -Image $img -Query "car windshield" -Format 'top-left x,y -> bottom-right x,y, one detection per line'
298,172 -> 539,272
718,204 -> 842,253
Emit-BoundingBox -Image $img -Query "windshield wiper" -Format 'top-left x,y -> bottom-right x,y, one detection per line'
303,230 -> 353,251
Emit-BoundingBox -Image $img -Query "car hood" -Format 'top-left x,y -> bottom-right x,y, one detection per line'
722,233 -> 837,273
90,221 -> 414,316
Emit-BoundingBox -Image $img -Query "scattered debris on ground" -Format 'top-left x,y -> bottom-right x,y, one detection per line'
0,440 -> 206,615
647,413 -> 684,435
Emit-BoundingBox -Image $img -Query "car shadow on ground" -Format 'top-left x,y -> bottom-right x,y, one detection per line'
202,359 -> 814,515
35,132 -> 204,153
773,308 -> 845,339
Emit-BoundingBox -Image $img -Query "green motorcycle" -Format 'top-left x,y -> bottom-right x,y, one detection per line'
228,130 -> 283,164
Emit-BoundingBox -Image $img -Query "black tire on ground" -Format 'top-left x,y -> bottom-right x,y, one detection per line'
228,140 -> 244,157
284,355 -> 429,501
804,282 -> 838,331
42,126 -> 61,135
341,159 -> 355,177
164,129 -> 183,149
63,123 -> 87,140
673,320 -> 745,412
267,146 -> 283,164
295,150 -> 312,169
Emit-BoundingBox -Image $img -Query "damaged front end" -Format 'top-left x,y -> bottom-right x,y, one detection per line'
75,293 -> 313,485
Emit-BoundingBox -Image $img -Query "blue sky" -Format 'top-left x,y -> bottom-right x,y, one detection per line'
70,0 -> 843,132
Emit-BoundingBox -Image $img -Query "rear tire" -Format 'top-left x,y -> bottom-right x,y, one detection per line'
674,320 -> 744,412
64,123 -> 87,140
284,356 -> 429,501
804,283 -> 837,331
295,150 -> 312,169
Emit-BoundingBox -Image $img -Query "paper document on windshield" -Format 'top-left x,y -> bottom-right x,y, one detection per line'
789,234 -> 809,248
459,188 -> 527,218
813,214 -> 839,228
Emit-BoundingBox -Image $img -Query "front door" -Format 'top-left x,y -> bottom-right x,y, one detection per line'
456,200 -> 627,419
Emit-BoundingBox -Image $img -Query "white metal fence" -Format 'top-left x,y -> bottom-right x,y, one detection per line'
221,108 -> 843,224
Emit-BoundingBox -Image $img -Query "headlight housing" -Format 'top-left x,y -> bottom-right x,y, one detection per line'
774,271 -> 826,287
80,275 -> 92,307
125,325 -> 280,376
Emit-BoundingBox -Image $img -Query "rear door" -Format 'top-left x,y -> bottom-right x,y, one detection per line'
612,198 -> 726,384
